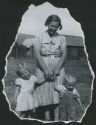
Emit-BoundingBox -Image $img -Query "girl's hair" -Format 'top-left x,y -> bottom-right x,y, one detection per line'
16,62 -> 31,77
45,15 -> 62,30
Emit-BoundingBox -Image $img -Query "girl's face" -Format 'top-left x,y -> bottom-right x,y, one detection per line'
48,21 -> 59,36
20,69 -> 31,80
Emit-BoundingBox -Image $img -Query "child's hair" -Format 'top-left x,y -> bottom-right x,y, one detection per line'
16,62 -> 31,77
64,74 -> 76,83
45,15 -> 62,30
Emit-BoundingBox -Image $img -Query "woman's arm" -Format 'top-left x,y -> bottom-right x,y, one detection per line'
57,38 -> 67,69
33,38 -> 52,80
54,37 -> 67,76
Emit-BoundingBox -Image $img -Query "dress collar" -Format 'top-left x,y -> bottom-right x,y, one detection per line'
45,30 -> 58,38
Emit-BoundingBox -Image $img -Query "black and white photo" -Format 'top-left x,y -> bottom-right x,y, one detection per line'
3,2 -> 94,123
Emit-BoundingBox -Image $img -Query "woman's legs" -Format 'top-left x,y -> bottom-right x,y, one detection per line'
44,105 -> 51,121
45,110 -> 50,121
53,104 -> 60,121
45,104 -> 60,121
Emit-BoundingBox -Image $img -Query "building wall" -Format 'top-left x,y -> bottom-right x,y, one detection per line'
9,33 -> 86,60
9,44 -> 86,60
67,46 -> 86,60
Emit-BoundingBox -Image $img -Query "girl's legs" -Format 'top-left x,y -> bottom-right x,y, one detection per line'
20,111 -> 27,118
20,111 -> 31,118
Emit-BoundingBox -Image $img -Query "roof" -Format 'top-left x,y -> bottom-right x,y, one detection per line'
65,35 -> 84,47
16,33 -> 35,44
15,33 -> 84,47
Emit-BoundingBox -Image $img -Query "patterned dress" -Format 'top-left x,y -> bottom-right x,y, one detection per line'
35,31 -> 66,106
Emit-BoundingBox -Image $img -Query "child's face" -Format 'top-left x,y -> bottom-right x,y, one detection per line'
20,69 -> 31,80
65,82 -> 75,91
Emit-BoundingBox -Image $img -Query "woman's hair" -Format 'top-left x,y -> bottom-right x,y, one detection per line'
45,15 -> 62,30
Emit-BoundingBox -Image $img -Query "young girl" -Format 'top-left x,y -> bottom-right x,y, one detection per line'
14,62 -> 38,118
59,74 -> 84,121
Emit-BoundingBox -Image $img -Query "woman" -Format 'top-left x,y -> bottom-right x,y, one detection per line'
33,15 -> 67,121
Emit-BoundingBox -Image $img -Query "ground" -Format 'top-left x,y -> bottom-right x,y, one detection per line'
3,56 -> 93,121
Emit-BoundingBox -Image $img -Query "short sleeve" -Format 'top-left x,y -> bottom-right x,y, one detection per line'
15,78 -> 22,86
22,38 -> 36,48
31,75 -> 37,83
60,36 -> 66,46
33,36 -> 42,49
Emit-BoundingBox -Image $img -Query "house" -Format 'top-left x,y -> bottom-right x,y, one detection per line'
65,35 -> 86,59
9,33 -> 86,60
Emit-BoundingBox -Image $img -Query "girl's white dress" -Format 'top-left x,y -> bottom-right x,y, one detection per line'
15,75 -> 38,111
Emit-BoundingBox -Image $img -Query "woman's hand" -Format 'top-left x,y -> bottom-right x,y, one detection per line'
54,68 -> 60,76
44,69 -> 53,81
59,86 -> 67,98
60,85 -> 67,93
55,84 -> 67,94
14,98 -> 17,106
53,68 -> 60,80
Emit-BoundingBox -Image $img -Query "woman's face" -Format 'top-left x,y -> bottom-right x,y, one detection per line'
48,21 -> 59,36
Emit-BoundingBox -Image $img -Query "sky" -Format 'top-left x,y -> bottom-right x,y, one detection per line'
18,2 -> 84,38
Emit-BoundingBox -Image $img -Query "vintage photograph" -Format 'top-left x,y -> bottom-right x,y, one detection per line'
3,2 -> 94,123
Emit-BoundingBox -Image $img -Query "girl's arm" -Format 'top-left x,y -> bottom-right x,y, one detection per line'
54,37 -> 67,76
33,38 -> 52,80
14,86 -> 20,105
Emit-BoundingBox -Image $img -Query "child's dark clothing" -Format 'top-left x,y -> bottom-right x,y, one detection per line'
59,91 -> 83,121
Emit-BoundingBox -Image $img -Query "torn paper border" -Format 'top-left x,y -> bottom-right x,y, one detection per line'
2,2 -> 95,124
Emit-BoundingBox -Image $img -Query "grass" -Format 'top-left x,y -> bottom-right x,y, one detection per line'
3,56 -> 93,119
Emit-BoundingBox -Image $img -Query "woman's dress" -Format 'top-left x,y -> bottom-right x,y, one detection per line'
35,31 -> 66,106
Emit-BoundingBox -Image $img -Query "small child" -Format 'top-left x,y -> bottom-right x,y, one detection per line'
14,62 -> 38,118
59,74 -> 83,121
